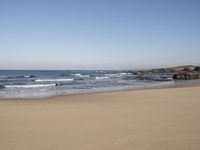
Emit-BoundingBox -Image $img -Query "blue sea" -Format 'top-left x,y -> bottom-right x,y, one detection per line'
0,70 -> 176,98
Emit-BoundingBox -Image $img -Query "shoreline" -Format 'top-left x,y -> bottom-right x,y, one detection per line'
1,79 -> 200,100
1,68 -> 200,99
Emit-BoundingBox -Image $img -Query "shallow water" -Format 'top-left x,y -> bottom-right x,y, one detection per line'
0,70 -> 198,98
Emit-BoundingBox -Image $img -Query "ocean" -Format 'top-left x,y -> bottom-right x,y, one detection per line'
0,70 -> 176,98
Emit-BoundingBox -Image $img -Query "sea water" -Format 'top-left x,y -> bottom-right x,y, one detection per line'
0,70 -> 176,98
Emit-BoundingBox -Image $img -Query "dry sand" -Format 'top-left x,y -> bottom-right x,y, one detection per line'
0,87 -> 200,150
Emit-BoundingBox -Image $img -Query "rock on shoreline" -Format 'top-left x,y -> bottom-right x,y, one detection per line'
173,73 -> 200,80
127,65 -> 200,81
0,85 -> 5,89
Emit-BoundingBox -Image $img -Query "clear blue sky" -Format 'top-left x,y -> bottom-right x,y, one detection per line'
0,0 -> 200,70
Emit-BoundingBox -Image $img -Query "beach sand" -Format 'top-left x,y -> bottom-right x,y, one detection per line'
0,87 -> 200,150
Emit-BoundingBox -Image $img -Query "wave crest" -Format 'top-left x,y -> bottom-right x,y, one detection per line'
95,77 -> 109,80
34,79 -> 74,82
5,84 -> 57,88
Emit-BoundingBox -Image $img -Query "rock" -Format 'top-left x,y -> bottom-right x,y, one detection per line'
194,66 -> 200,71
127,65 -> 200,81
136,73 -> 151,80
173,73 -> 200,80
0,85 -> 5,89
173,74 -> 185,80
150,65 -> 197,73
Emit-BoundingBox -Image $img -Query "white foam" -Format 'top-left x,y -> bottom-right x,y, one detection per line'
24,75 -> 36,78
5,84 -> 56,88
118,73 -> 133,76
24,75 -> 31,78
35,79 -> 74,82
73,73 -> 82,76
105,73 -> 133,78
72,74 -> 90,78
105,74 -> 119,77
72,74 -> 90,80
95,77 -> 109,80
118,73 -> 127,75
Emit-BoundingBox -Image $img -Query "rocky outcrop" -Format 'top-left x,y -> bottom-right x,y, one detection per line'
173,73 -> 200,80
194,66 -> 200,71
0,85 -> 5,89
151,65 -> 197,73
127,65 -> 200,81
136,73 -> 151,80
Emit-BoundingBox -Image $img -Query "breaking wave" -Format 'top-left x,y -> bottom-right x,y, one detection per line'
4,84 -> 57,88
95,77 -> 109,80
34,79 -> 74,82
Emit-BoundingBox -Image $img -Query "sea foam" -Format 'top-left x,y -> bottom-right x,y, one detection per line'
5,84 -> 56,88
34,79 -> 74,82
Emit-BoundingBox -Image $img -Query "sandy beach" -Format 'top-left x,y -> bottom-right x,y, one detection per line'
0,86 -> 200,150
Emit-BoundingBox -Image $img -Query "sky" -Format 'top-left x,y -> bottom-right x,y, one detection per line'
0,0 -> 200,70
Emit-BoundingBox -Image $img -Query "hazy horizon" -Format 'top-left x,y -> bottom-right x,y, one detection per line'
1,0 -> 200,70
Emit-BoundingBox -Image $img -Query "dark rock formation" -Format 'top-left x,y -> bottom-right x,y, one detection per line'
0,85 -> 5,89
136,73 -> 150,80
127,65 -> 200,81
194,66 -> 200,71
173,73 -> 200,80
151,65 -> 197,73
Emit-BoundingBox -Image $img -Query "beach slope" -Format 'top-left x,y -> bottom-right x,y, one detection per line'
0,87 -> 200,150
